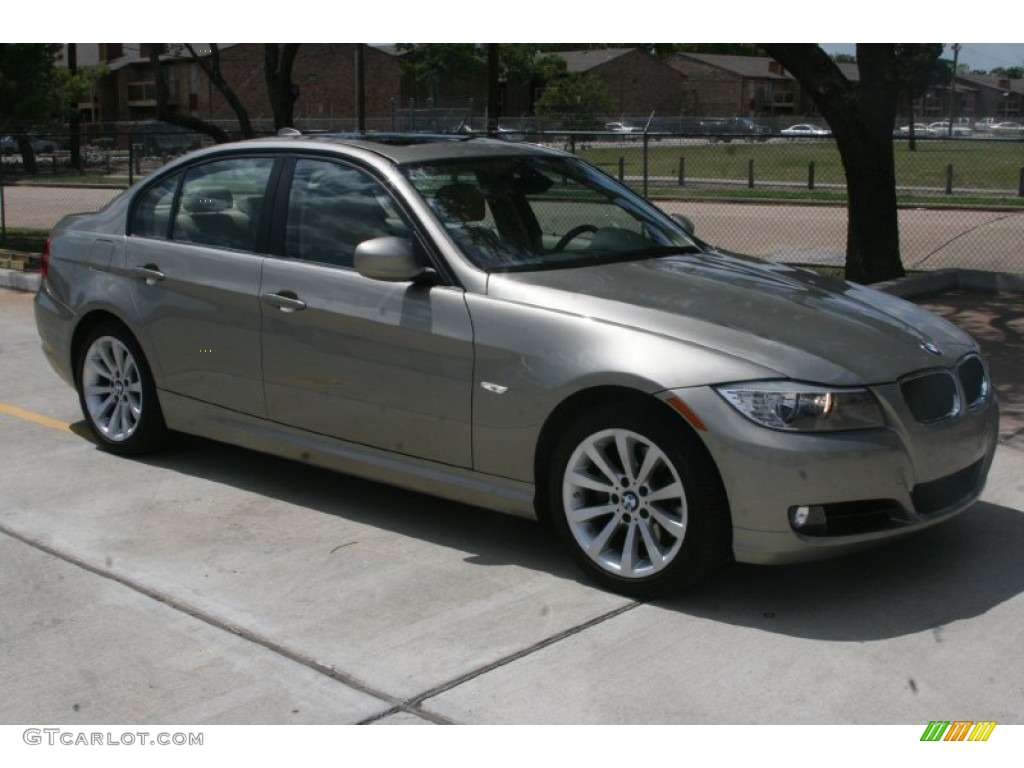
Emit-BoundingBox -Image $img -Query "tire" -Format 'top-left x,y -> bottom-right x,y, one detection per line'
76,322 -> 167,455
548,405 -> 730,598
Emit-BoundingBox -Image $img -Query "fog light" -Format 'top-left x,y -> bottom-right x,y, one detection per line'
789,505 -> 826,530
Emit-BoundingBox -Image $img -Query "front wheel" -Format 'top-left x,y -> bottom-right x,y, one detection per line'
548,406 -> 730,597
76,322 -> 167,455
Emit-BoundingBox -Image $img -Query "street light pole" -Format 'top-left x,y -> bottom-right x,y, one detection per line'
947,43 -> 960,137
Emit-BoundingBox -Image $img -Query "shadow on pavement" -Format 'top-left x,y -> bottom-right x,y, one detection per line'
658,499 -> 1024,641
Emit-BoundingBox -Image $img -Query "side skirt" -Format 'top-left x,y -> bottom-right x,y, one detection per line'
159,390 -> 537,520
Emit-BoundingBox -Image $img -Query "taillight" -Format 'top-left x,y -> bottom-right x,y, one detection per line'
40,237 -> 51,281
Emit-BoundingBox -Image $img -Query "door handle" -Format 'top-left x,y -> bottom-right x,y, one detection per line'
131,264 -> 165,285
262,291 -> 307,313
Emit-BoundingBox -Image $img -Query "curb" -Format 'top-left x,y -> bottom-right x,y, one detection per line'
0,267 -> 40,293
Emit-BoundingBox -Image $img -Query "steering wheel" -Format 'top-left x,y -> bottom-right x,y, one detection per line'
554,224 -> 598,252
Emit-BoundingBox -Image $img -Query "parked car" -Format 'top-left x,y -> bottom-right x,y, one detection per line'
697,117 -> 772,142
780,123 -> 831,137
34,132 -> 999,597
604,122 -> 640,134
895,124 -> 937,137
991,121 -> 1024,136
0,135 -> 59,155
927,121 -> 973,137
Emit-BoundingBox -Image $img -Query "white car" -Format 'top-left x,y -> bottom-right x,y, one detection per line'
991,121 -> 1024,136
604,122 -> 640,134
780,124 -> 831,137
895,124 -> 937,137
927,122 -> 973,137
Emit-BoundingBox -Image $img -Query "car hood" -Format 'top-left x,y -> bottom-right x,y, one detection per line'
486,250 -> 977,386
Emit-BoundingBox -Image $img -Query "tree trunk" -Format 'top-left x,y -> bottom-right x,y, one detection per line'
761,44 -> 907,283
184,44 -> 253,139
265,44 -> 301,132
148,49 -> 230,143
15,135 -> 39,174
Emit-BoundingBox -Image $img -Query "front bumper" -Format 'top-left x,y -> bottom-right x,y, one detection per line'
667,383 -> 1000,565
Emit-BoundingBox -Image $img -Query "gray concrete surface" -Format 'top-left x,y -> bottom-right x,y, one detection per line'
1,281 -> 1022,726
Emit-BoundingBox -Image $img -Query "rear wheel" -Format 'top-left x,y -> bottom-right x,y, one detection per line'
548,406 -> 730,597
76,323 -> 167,455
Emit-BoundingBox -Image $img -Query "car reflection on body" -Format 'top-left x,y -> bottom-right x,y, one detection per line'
34,131 -> 999,596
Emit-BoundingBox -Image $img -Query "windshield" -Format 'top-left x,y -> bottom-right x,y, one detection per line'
401,154 -> 698,271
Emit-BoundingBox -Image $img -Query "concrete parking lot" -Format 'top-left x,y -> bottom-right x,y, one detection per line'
1,285 -> 1022,726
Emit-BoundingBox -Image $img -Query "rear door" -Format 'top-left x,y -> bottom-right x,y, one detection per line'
125,155 -> 277,416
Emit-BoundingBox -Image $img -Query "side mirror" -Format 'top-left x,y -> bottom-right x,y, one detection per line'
671,213 -> 696,235
354,237 -> 432,283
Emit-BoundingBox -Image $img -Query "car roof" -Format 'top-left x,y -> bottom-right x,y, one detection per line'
207,131 -> 563,166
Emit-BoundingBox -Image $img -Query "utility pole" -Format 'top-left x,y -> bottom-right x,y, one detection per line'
947,43 -> 960,137
355,44 -> 366,133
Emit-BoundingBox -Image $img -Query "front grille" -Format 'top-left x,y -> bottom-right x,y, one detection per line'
957,355 -> 989,409
912,460 -> 984,515
900,370 -> 959,423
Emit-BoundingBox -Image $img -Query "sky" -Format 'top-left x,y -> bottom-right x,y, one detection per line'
821,44 -> 1024,72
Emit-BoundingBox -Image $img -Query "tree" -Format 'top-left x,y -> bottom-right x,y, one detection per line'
760,44 -> 946,283
534,74 -> 613,130
0,43 -> 63,173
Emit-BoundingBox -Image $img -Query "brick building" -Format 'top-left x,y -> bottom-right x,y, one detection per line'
552,48 -> 689,116
79,44 -> 402,129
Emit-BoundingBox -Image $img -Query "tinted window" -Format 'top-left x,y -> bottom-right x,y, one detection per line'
285,159 -> 409,268
172,157 -> 275,251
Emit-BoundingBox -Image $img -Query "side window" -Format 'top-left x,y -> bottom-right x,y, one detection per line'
285,159 -> 408,268
131,174 -> 179,238
172,157 -> 274,252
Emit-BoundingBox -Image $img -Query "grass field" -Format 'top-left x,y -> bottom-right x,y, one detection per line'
577,138 -> 1024,203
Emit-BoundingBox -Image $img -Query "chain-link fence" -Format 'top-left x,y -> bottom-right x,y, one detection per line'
2,126 -> 1022,276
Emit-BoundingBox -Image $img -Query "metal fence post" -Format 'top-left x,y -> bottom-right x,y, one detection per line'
808,160 -> 815,191
128,135 -> 134,187
748,159 -> 755,189
1019,167 -> 1023,197
642,133 -> 649,197
945,164 -> 954,195
678,156 -> 685,187
0,157 -> 6,244
618,156 -> 624,182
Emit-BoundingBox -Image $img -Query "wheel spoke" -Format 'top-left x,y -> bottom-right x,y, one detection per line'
637,519 -> 669,567
568,470 -> 615,494
646,480 -> 684,504
586,515 -> 620,558
634,446 -> 662,488
614,432 -> 638,483
583,443 -> 619,486
567,502 -> 617,524
620,524 -> 638,574
96,342 -> 118,374
648,505 -> 686,538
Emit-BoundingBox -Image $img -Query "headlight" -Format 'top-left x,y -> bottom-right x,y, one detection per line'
715,381 -> 884,432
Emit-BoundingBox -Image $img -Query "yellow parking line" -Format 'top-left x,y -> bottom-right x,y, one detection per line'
0,402 -> 73,432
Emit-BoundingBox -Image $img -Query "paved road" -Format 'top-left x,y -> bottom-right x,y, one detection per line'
1,288 -> 1022,729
